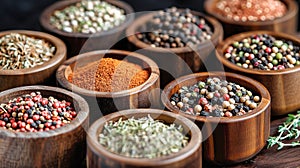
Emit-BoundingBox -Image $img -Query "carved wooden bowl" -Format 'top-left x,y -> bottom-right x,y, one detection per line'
162,72 -> 271,165
87,109 -> 202,168
0,85 -> 89,167
0,30 -> 66,91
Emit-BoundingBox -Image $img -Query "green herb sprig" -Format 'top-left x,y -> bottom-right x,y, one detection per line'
267,111 -> 300,150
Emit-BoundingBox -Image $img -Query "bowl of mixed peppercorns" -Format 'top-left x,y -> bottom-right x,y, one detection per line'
0,30 -> 66,91
162,72 -> 271,164
216,31 -> 300,116
126,7 -> 223,88
87,109 -> 202,168
205,0 -> 298,37
40,0 -> 134,57
0,85 -> 89,167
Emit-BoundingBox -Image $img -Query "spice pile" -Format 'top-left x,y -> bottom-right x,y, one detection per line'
0,92 -> 77,132
50,0 -> 126,34
136,7 -> 213,48
170,77 -> 261,117
99,115 -> 189,158
224,34 -> 300,70
216,0 -> 287,22
68,57 -> 149,92
0,33 -> 56,70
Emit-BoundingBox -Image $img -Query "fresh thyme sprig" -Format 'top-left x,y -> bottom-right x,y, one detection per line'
267,111 -> 300,150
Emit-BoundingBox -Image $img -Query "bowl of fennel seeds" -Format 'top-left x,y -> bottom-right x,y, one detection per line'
0,30 -> 66,91
87,109 -> 202,168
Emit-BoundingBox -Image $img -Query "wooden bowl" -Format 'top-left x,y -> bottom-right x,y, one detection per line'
87,108 -> 202,168
0,30 -> 66,91
0,85 -> 89,168
56,50 -> 160,122
126,10 -> 224,88
162,72 -> 271,165
40,0 -> 134,57
216,31 -> 300,116
205,0 -> 298,38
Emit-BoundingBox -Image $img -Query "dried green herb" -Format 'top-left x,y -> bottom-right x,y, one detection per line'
267,111 -> 300,150
0,33 -> 56,70
99,115 -> 189,158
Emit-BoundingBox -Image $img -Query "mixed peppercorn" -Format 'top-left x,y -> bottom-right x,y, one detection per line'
136,7 -> 213,48
170,77 -> 260,117
224,34 -> 300,70
0,92 -> 77,132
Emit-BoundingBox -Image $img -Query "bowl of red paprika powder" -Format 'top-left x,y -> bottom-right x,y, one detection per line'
56,50 -> 160,122
0,85 -> 89,167
204,0 -> 298,38
216,31 -> 300,116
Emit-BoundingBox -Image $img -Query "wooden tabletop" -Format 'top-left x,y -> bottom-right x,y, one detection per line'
204,115 -> 300,168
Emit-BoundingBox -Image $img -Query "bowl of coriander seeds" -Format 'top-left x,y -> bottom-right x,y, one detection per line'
0,86 -> 89,167
126,7 -> 223,88
87,109 -> 202,168
40,0 -> 134,57
162,72 -> 271,165
205,0 -> 298,38
216,31 -> 300,116
0,30 -> 66,91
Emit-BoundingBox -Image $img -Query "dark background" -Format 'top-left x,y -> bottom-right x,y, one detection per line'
0,0 -> 299,32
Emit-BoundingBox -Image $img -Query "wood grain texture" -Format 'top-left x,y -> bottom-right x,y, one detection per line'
126,10 -> 223,88
0,86 -> 89,168
162,72 -> 271,165
87,109 -> 202,168
0,30 -> 66,92
216,31 -> 300,116
203,115 -> 300,168
39,0 -> 134,58
204,0 -> 298,38
56,50 -> 160,123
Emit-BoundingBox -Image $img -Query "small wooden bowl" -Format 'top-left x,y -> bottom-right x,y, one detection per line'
126,10 -> 223,88
40,0 -> 134,57
216,31 -> 300,116
56,50 -> 160,122
162,72 -> 271,165
87,108 -> 202,168
0,85 -> 89,168
205,0 -> 298,38
0,30 -> 66,91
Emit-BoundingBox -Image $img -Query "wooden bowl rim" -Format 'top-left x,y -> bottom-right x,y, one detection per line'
162,72 -> 271,123
126,9 -> 223,53
0,85 -> 89,138
87,108 -> 202,166
56,49 -> 160,98
204,0 -> 298,26
40,0 -> 134,38
216,30 -> 300,75
0,30 -> 66,75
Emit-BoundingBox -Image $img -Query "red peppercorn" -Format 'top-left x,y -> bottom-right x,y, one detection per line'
53,102 -> 60,109
30,92 -> 36,97
12,106 -> 18,112
57,108 -> 62,113
59,103 -> 66,108
23,113 -> 28,120
45,115 -> 51,120
248,54 -> 255,60
199,97 -> 208,105
0,121 -> 6,127
277,65 -> 285,70
204,104 -> 212,112
45,122 -> 51,128
254,62 -> 259,67
27,119 -> 34,124
11,122 -> 18,129
56,125 -> 61,128
265,47 -> 272,53
32,115 -> 40,121
20,128 -> 26,132
45,128 -> 50,131
41,98 -> 49,105
27,101 -> 34,107
19,122 -> 26,128
70,112 -> 77,117
50,126 -> 56,130
223,94 -> 230,101
214,92 -> 221,97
